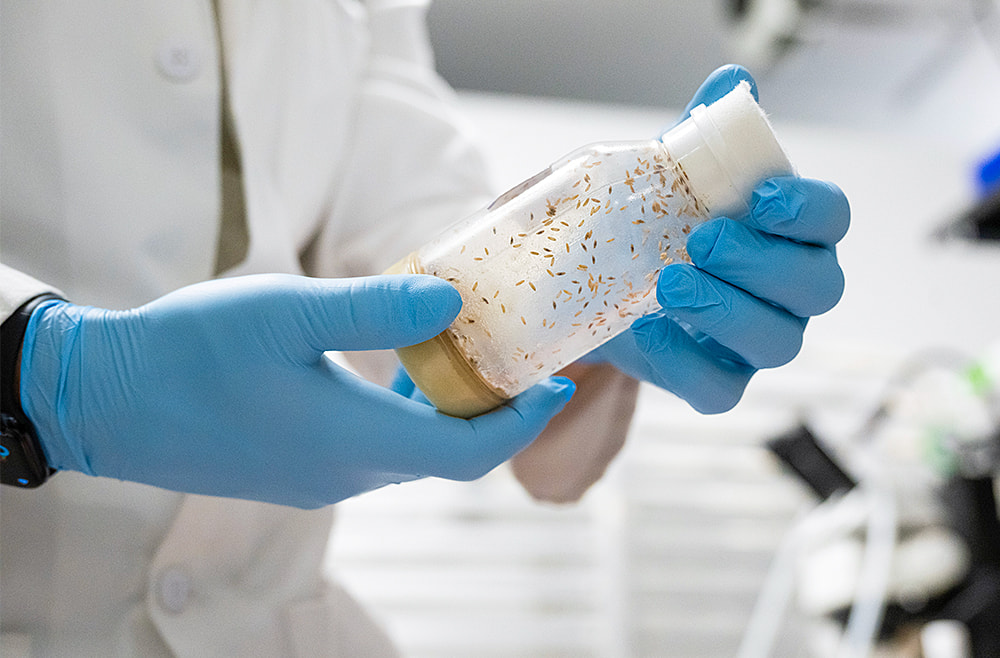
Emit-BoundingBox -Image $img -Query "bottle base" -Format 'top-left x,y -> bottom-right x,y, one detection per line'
385,256 -> 507,418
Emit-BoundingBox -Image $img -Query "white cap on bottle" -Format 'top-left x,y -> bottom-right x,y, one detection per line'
661,81 -> 794,218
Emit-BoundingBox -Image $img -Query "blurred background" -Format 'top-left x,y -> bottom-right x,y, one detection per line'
428,0 -> 1000,154
326,1 -> 1000,656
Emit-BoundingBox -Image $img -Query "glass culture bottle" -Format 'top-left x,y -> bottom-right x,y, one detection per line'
386,81 -> 794,417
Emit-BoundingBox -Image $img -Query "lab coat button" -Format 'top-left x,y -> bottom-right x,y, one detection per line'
156,40 -> 203,82
156,567 -> 192,614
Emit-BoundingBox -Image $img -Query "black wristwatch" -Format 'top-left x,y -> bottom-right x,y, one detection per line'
1,293 -> 64,487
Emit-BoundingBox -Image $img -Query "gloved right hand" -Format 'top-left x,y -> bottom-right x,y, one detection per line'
19,273 -> 574,508
587,65 -> 849,414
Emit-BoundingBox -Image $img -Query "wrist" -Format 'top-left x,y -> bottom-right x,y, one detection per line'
18,299 -> 94,475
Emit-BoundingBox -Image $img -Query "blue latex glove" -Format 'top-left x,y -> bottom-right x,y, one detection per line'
19,274 -> 575,508
592,65 -> 849,413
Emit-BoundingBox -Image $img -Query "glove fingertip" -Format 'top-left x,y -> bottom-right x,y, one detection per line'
750,177 -> 851,246
439,379 -> 574,482
512,379 -> 576,436
683,218 -> 727,266
508,376 -> 576,417
401,274 -> 462,318
682,65 -> 758,119
546,376 -> 577,405
656,264 -> 699,309
716,64 -> 758,100
387,274 -> 462,341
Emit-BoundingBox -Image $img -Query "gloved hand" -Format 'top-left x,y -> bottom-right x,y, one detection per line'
19,274 -> 575,508
591,65 -> 849,413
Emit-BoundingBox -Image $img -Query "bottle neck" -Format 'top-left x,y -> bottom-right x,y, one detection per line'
660,115 -> 751,219
658,82 -> 794,219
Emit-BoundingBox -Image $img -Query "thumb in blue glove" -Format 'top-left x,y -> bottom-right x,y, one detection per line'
19,273 -> 575,508
590,65 -> 849,413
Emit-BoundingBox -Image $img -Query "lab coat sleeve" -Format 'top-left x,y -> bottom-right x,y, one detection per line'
302,44 -> 494,275
305,1 -> 640,503
0,263 -> 65,321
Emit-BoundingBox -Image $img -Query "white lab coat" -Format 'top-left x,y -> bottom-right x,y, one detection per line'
0,1 -> 637,655
1,1 -> 495,654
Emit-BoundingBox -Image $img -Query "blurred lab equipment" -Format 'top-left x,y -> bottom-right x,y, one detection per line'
938,145 -> 1000,242
741,347 -> 1000,657
728,0 -> 1000,71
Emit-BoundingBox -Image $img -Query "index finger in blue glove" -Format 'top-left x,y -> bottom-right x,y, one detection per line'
199,364 -> 573,506
747,177 -> 851,247
457,376 -> 576,480
373,376 -> 577,483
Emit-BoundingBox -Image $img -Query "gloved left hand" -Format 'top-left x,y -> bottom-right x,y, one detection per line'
18,273 -> 574,508
591,65 -> 850,412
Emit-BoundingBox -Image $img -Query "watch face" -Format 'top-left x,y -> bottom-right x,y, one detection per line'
1,415 -> 50,487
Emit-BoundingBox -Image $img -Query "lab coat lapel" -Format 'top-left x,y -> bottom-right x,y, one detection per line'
213,0 -> 368,278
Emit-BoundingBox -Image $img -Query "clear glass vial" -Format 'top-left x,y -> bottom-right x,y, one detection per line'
387,82 -> 794,417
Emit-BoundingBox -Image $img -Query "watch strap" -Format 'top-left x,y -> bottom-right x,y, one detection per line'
1,293 -> 64,487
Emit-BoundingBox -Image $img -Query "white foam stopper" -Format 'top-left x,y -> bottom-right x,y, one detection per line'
661,81 -> 794,218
